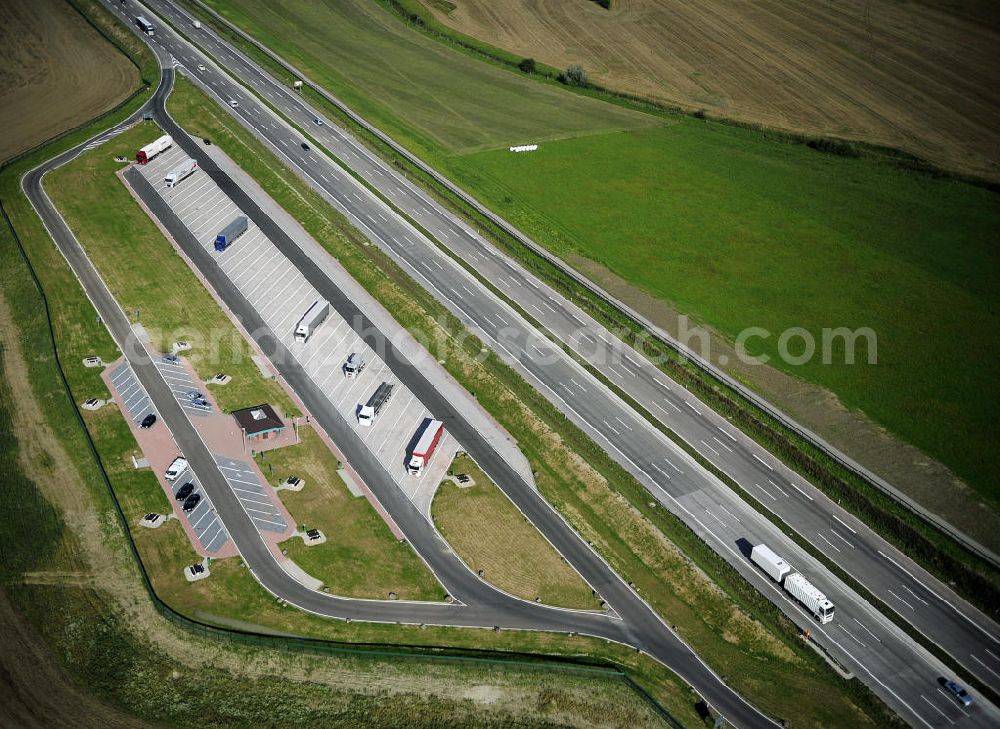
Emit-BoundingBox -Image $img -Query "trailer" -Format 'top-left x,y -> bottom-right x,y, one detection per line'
164,158 -> 198,188
408,420 -> 444,476
751,544 -> 791,583
293,299 -> 329,342
344,353 -> 366,379
214,216 -> 248,251
358,382 -> 393,426
136,134 -> 172,164
135,16 -> 155,35
783,572 -> 835,624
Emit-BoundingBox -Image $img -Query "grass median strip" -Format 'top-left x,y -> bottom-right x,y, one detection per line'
433,454 -> 601,610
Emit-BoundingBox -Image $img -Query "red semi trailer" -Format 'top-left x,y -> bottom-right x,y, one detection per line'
407,420 -> 444,476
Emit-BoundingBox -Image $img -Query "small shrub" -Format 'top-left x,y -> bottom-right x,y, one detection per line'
517,57 -> 536,74
562,64 -> 589,87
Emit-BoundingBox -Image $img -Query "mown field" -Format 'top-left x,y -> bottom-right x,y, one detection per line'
207,0 -> 1000,519
418,0 -> 1000,181
0,0 -> 139,163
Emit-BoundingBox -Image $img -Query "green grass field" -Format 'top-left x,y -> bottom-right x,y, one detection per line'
433,454 -> 601,609
463,123 -> 1000,503
206,0 -> 1000,507
201,0 -> 655,154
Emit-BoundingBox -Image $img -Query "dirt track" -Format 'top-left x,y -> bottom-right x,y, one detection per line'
0,0 -> 138,163
425,0 -> 1000,179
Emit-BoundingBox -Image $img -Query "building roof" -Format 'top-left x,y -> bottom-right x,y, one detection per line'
231,403 -> 285,435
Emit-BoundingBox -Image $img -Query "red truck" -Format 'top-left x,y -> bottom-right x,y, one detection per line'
136,134 -> 172,164
407,420 -> 444,476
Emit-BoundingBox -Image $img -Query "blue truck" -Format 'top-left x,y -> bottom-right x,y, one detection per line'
214,216 -> 248,251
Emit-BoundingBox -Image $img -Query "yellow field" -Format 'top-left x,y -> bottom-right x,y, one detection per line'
0,0 -> 138,163
423,0 -> 1000,179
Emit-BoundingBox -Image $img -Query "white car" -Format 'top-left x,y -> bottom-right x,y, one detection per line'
165,457 -> 188,481
227,98 -> 239,108
197,64 -> 206,72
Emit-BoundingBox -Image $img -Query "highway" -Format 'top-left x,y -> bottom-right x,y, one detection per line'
107,0 -> 1000,716
120,0 -> 1000,702
22,68 -> 781,728
42,1 -> 1000,724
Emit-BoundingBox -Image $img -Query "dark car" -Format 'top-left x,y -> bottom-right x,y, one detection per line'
203,138 -> 212,145
182,493 -> 201,513
300,142 -> 310,151
162,353 -> 179,364
175,482 -> 195,501
140,413 -> 157,429
941,679 -> 973,708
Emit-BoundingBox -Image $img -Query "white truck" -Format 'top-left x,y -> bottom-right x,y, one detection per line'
751,543 -> 834,624
164,158 -> 198,188
294,299 -> 329,342
344,352 -> 366,378
407,420 -> 444,476
136,134 -> 172,164
358,382 -> 393,426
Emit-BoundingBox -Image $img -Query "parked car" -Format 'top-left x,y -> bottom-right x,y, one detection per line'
182,493 -> 201,512
175,482 -> 195,501
162,354 -> 179,364
140,413 -> 157,429
165,457 -> 188,481
203,138 -> 211,145
941,679 -> 973,708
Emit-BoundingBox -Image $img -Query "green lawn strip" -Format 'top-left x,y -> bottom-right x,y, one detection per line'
433,454 -> 601,610
43,123 -> 297,417
181,0 -> 1000,612
165,72 -> 896,727
259,427 -> 442,601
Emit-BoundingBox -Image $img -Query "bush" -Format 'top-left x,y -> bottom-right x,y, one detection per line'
806,137 -> 860,157
561,64 -> 589,87
517,57 -> 536,74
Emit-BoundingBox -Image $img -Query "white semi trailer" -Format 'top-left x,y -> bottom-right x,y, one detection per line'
136,134 -> 172,164
294,299 -> 329,342
164,158 -> 198,188
751,543 -> 835,624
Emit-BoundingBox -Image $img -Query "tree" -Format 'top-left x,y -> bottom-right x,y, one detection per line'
518,57 -> 536,74
564,64 -> 589,87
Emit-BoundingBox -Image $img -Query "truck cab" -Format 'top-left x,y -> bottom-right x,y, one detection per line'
344,353 -> 365,378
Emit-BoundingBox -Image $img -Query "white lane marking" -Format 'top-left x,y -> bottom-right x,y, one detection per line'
919,695 -> 953,724
987,648 -> 999,661
830,530 -> 855,549
683,400 -> 701,415
650,462 -> 671,480
719,505 -> 741,523
602,420 -> 621,436
570,312 -> 587,326
970,654 -> 1000,682
712,436 -> 733,453
569,378 -> 587,393
751,453 -> 773,470
717,426 -> 738,442
663,457 -> 682,474
753,482 -> 776,501
831,513 -> 856,533
614,416 -> 633,431
839,624 -> 867,648
766,478 -> 789,497
788,481 -> 814,501
853,618 -> 881,643
700,439 -> 720,457
654,400 -> 681,415
817,532 -> 841,553
901,584 -> 929,606
706,509 -> 726,527
887,588 -> 915,610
